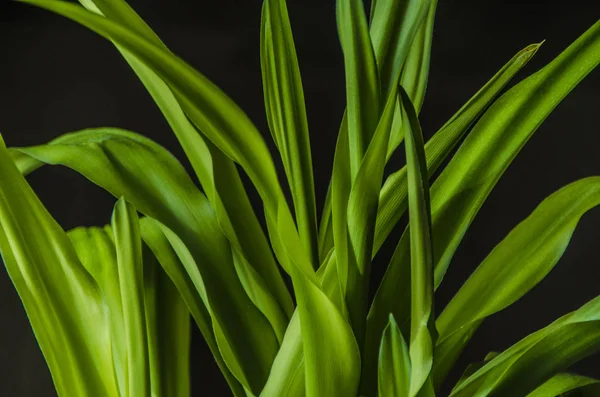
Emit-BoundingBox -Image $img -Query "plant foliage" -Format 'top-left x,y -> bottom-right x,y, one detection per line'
2,0 -> 600,396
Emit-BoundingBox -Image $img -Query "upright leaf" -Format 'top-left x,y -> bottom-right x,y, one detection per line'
398,0 -> 437,113
378,314 -> 411,397
337,0 -> 381,176
261,0 -> 318,265
401,89 -> 435,396
111,198 -> 150,397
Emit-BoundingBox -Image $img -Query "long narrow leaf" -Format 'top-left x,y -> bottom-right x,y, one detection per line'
80,0 -> 294,319
434,177 -> 600,385
401,89 -> 435,396
449,296 -> 600,397
378,314 -> 411,397
261,0 -> 318,265
112,198 -> 150,397
367,21 -> 600,387
336,0 -> 381,176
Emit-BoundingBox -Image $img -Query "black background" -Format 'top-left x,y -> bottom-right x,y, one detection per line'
1,0 -> 600,396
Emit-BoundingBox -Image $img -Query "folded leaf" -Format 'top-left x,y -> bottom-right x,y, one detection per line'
378,314 -> 411,397
434,177 -> 600,386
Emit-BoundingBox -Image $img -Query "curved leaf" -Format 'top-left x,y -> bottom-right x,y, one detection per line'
449,296 -> 600,397
11,128 -> 280,394
80,0 -> 294,320
435,177 -> 600,385
526,373 -> 600,397
0,135 -> 117,397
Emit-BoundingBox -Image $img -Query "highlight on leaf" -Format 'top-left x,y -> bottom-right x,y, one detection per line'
1,0 -> 599,396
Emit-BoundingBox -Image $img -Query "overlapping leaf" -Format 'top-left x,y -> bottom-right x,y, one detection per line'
435,177 -> 600,385
79,0 -> 294,320
0,135 -> 116,397
10,128 -> 280,394
367,20 -> 600,392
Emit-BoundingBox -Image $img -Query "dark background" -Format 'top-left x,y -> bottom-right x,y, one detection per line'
1,0 -> 600,395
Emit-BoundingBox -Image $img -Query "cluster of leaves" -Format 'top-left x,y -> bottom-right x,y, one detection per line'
1,0 -> 600,396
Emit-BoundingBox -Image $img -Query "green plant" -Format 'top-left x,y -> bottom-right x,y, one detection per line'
2,0 -> 600,396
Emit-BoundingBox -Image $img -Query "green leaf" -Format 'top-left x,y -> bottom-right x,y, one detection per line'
369,0 -> 432,158
0,135 -> 118,397
374,41 -> 542,253
11,128 -> 280,394
139,218 -> 245,397
111,198 -> 150,397
260,247 -> 349,397
367,20 -> 600,388
69,221 -> 190,397
336,0 -> 381,177
434,177 -> 600,386
378,314 -> 411,397
261,0 -> 318,265
449,296 -> 600,397
401,88 -> 435,396
320,41 -> 540,264
399,0 -> 437,113
369,0 -> 432,98
80,0 -> 294,319
526,373 -> 600,397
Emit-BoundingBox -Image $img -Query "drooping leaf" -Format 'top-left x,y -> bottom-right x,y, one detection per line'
434,177 -> 600,386
0,135 -> 118,397
449,296 -> 600,397
11,128 -> 280,394
261,0 -> 318,265
80,0 -> 294,319
378,314 -> 411,397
